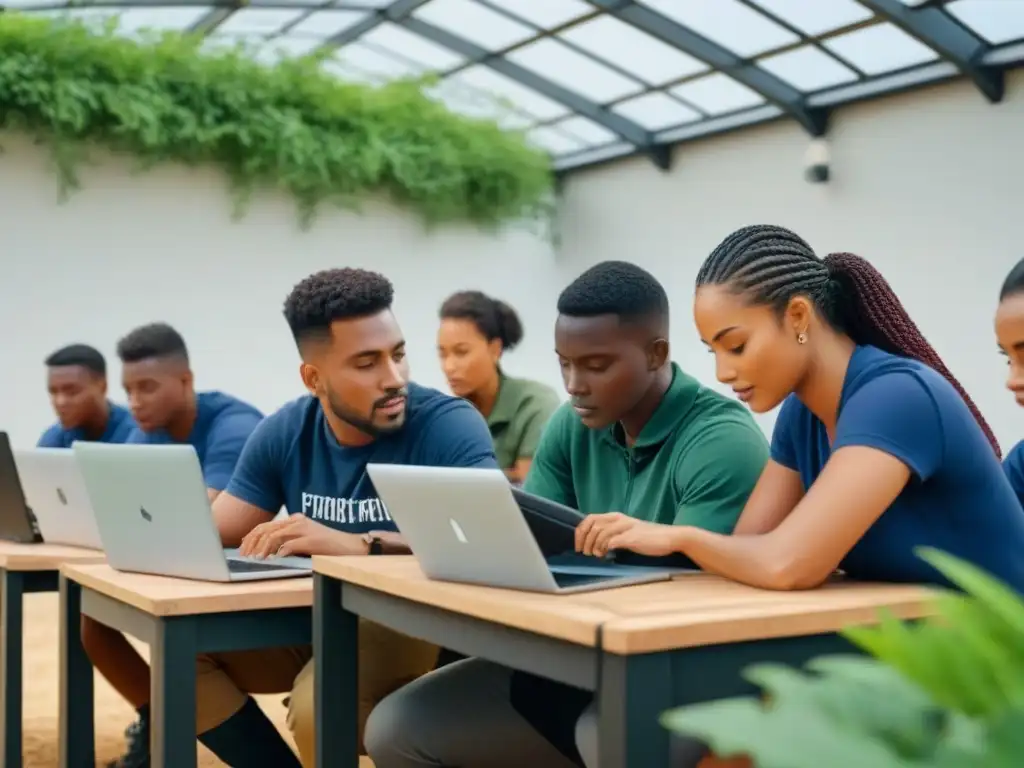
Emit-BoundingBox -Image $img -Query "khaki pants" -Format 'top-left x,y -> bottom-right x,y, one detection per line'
196,619 -> 438,766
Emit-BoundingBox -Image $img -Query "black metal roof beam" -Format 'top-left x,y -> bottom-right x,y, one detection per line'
393,16 -> 670,170
857,0 -> 1003,102
318,0 -> 432,49
583,0 -> 829,137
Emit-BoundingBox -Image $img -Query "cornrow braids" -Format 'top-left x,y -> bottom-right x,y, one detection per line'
697,225 -> 1001,458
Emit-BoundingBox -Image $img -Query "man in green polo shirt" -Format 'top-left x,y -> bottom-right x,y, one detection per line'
364,261 -> 769,768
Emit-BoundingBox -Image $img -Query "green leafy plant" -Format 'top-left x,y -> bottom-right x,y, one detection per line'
0,13 -> 554,229
661,548 -> 1024,767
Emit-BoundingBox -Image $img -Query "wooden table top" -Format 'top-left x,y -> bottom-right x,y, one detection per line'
313,556 -> 938,653
60,563 -> 312,617
0,541 -> 104,571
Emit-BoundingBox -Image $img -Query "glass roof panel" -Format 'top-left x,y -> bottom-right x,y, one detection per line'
558,15 -> 709,86
257,35 -> 323,64
527,126 -> 587,156
746,0 -> 873,36
824,22 -> 940,75
946,0 -> 1024,45
288,10 -> 368,40
446,65 -> 571,121
550,115 -> 618,146
638,0 -> 800,57
413,0 -> 537,51
669,72 -> 765,114
35,6 -> 211,35
758,45 -> 860,91
359,22 -> 465,70
505,37 -> 644,103
612,91 -> 702,130
330,41 -> 426,79
496,0 -> 593,30
423,80 -> 534,129
217,9 -> 305,36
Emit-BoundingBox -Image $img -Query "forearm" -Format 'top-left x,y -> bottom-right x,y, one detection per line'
670,527 -> 819,591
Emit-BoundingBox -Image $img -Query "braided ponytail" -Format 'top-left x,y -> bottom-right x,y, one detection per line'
697,225 -> 1000,458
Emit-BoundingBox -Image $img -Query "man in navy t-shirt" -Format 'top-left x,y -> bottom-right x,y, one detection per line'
37,344 -> 135,447
170,268 -> 495,767
84,323 -> 264,768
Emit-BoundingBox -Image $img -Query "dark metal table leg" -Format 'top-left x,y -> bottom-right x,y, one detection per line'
151,616 -> 198,768
58,577 -> 95,768
0,569 -> 24,768
314,573 -> 358,768
597,653 -> 673,768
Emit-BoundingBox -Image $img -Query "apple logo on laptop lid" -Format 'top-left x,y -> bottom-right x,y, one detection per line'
56,488 -> 67,506
449,518 -> 469,544
140,507 -> 153,522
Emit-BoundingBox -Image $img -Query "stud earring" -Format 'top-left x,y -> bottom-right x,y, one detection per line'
797,332 -> 807,345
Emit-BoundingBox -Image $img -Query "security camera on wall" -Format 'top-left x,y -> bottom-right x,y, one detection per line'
804,138 -> 830,184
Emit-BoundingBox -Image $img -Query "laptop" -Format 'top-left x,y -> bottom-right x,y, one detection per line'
366,463 -> 678,594
15,448 -> 103,550
72,442 -> 312,582
0,433 -> 42,544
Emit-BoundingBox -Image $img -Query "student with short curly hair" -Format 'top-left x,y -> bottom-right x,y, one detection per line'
438,290 -> 560,483
188,268 -> 499,766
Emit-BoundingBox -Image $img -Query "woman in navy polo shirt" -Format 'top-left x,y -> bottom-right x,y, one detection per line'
996,257 -> 1024,508
584,224 -> 1024,596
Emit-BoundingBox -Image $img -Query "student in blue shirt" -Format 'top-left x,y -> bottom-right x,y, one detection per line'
995,257 -> 1024,507
557,226 -> 1024,768
37,344 -> 134,447
184,268 -> 496,767
85,322 -> 264,768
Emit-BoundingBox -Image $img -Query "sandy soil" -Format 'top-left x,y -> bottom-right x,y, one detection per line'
21,591 -> 371,767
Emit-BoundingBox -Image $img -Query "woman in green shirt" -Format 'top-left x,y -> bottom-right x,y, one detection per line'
437,290 -> 560,484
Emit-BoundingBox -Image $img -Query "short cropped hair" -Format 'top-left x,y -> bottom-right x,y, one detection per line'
283,268 -> 394,346
116,323 -> 189,364
44,344 -> 106,376
557,261 -> 669,324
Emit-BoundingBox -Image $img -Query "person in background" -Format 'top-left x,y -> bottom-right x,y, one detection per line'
189,268 -> 498,767
995,256 -> 1024,507
365,260 -> 769,768
37,344 -> 134,447
86,322 -> 264,768
438,290 -> 560,484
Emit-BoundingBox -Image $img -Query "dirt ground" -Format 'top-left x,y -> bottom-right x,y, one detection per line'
21,591 -> 371,767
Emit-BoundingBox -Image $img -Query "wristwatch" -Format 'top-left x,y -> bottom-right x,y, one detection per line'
362,533 -> 383,555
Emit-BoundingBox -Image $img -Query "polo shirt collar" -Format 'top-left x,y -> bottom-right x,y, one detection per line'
601,363 -> 700,449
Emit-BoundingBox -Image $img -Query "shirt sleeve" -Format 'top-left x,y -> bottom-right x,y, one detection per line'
223,416 -> 286,513
674,419 -> 769,533
418,400 -> 499,469
36,426 -> 65,448
769,395 -> 802,471
1003,441 -> 1024,510
203,412 -> 263,492
833,371 -> 944,481
516,391 -> 562,460
522,405 -> 578,508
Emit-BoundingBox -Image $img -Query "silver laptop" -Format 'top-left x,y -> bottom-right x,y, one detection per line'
366,464 -> 677,594
14,448 -> 103,550
72,442 -> 312,582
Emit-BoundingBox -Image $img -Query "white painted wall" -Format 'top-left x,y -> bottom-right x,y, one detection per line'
556,69 -> 1024,451
0,134 -> 563,447
4,69 -> 1023,453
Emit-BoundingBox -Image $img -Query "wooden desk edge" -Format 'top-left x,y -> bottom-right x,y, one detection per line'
0,548 -> 105,572
599,596 -> 936,654
312,556 -> 606,647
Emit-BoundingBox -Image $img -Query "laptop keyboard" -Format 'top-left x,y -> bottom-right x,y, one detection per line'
227,559 -> 306,574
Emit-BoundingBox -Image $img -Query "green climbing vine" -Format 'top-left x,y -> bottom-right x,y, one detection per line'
0,13 -> 554,228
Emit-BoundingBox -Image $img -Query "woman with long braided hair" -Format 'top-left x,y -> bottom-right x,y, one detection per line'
583,224 -> 1024,593
995,256 -> 1024,508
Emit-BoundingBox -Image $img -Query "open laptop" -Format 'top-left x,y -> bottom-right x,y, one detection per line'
15,448 -> 103,550
0,433 -> 42,544
366,464 -> 679,594
73,442 -> 312,582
